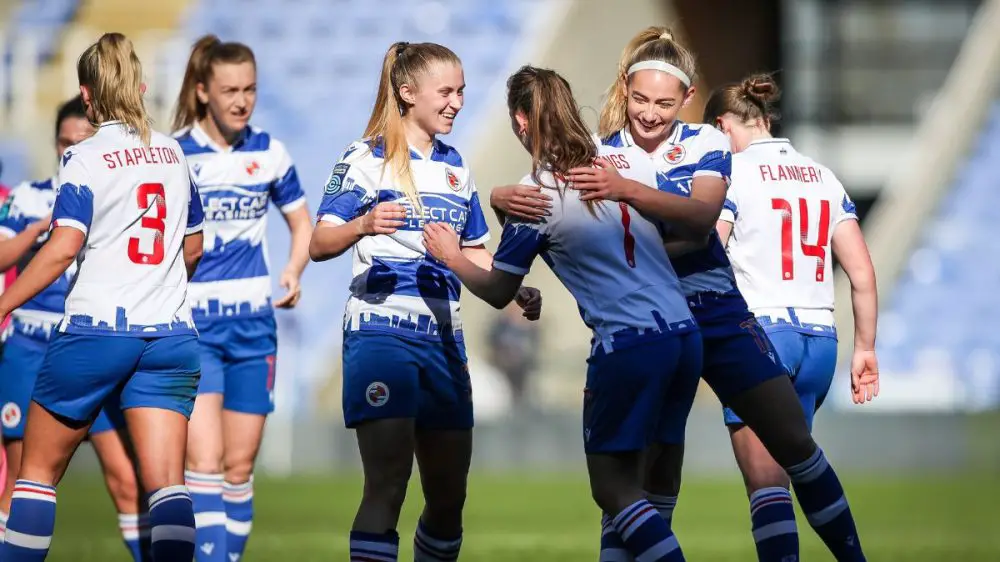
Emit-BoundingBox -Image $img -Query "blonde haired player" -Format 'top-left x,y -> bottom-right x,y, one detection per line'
0,33 -> 204,561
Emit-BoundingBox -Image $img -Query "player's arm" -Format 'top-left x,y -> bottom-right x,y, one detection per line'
424,223 -> 522,309
0,226 -> 82,316
274,205 -> 312,308
183,175 -> 205,280
0,219 -> 51,272
489,184 -> 552,223
567,159 -> 727,238
310,203 -> 407,261
832,217 -> 879,403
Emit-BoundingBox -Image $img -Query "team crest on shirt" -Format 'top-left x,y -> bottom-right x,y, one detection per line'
1,402 -> 21,428
664,144 -> 686,164
366,381 -> 390,407
445,168 -> 461,192
245,159 -> 260,176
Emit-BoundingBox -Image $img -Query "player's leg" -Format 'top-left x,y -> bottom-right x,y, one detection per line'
586,336 -> 687,562
411,339 -> 473,562
218,316 -> 277,562
343,333 -> 421,562
727,369 -> 866,560
1,333 -> 140,561
185,330 -> 227,562
123,334 -> 201,562
722,330 -> 803,562
0,335 -> 43,542
90,405 -> 148,562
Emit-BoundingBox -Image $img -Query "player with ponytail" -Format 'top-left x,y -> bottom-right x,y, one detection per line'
0,32 -> 205,561
310,42 -> 541,562
172,34 -> 312,562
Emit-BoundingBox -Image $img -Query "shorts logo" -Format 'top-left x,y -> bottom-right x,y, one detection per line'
366,382 -> 390,407
445,168 -> 461,192
664,144 -> 686,164
1,402 -> 21,428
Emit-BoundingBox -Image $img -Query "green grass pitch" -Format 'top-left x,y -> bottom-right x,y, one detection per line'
46,471 -> 999,561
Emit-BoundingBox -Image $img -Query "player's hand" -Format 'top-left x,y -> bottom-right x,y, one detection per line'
358,202 -> 407,236
422,222 -> 462,264
850,349 -> 879,404
273,269 -> 302,309
566,158 -> 632,202
515,286 -> 542,321
31,215 -> 52,234
490,185 -> 552,222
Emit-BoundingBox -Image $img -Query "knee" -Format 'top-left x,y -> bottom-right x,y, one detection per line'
743,462 -> 791,493
362,460 -> 411,511
104,466 -> 140,506
185,457 -> 223,475
589,479 -> 633,517
223,457 -> 255,485
422,481 -> 467,526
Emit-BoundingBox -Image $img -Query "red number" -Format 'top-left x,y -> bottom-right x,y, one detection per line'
128,183 -> 166,265
771,197 -> 831,281
619,202 -> 636,268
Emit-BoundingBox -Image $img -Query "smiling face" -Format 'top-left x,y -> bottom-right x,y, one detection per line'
625,69 -> 694,146
197,61 -> 256,137
400,60 -> 465,137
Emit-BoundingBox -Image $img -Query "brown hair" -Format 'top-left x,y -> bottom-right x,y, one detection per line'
598,26 -> 697,138
703,73 -> 781,129
364,41 -> 461,209
172,34 -> 256,132
77,33 -> 151,145
507,65 -> 599,216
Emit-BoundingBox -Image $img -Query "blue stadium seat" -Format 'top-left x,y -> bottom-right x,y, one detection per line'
879,101 -> 1000,407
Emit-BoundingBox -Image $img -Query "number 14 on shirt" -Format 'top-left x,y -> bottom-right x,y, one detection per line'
771,197 -> 830,282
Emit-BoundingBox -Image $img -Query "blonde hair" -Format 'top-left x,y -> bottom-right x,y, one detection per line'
364,41 -> 461,209
703,73 -> 781,130
506,65 -> 599,216
77,32 -> 152,145
172,34 -> 256,132
598,26 -> 698,138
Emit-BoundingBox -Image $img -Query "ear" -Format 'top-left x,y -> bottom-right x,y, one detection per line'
79,85 -> 91,106
140,82 -> 147,95
514,111 -> 529,136
681,85 -> 697,108
195,82 -> 210,105
398,83 -> 417,107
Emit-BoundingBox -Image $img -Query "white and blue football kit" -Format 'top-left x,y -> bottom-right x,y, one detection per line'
32,121 -> 204,423
175,124 -> 305,415
318,139 -> 489,429
0,178 -> 122,437
720,138 -> 858,427
602,124 -> 786,427
492,146 -> 702,453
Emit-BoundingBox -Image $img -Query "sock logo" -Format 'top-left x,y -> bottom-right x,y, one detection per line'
366,382 -> 390,407
200,542 -> 215,555
229,554 -> 241,562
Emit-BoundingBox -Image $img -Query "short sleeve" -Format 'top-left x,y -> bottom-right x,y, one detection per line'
834,188 -> 859,225
52,154 -> 94,235
317,158 -> 375,225
460,178 -> 490,246
269,141 -> 307,213
186,176 -> 205,234
0,189 -> 30,239
492,218 -> 549,276
694,129 -> 733,183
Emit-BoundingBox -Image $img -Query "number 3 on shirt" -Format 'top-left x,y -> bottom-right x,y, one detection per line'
128,183 -> 166,265
771,197 -> 830,282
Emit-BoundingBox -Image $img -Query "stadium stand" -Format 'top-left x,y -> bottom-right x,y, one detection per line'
877,101 -> 1000,410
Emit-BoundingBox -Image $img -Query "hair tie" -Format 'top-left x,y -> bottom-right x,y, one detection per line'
396,42 -> 409,56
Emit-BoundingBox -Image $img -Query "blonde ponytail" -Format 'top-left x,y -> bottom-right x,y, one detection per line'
77,32 -> 152,145
363,41 -> 461,210
598,26 -> 698,138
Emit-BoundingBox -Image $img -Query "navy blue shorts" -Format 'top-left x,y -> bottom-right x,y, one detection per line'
196,316 -> 277,415
0,333 -> 125,438
723,330 -> 837,428
342,332 -> 472,430
33,333 -> 200,423
582,331 -> 703,454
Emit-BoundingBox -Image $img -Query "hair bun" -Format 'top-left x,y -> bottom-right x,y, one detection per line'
395,42 -> 410,56
659,31 -> 673,41
741,74 -> 780,105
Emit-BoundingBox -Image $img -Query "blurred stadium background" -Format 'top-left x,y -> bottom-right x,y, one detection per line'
1,0 -> 999,560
